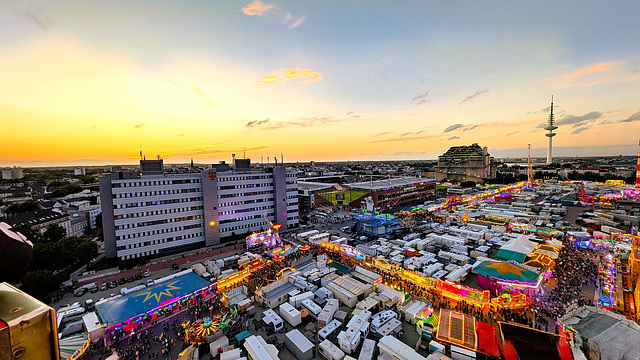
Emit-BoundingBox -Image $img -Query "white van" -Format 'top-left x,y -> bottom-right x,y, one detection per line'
318,339 -> 345,360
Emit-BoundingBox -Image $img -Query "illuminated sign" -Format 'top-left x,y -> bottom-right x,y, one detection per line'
208,172 -> 216,180
437,279 -> 490,305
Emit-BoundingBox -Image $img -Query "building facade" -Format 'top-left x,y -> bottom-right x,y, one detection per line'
99,160 -> 298,263
1,167 -> 24,180
347,177 -> 436,210
435,143 -> 497,183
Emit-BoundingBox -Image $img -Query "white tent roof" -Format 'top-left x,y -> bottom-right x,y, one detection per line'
499,234 -> 536,255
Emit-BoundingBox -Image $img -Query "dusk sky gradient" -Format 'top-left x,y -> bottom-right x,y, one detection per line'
2,0 -> 640,166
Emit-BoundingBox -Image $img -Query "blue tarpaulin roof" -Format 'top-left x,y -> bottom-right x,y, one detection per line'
95,272 -> 210,326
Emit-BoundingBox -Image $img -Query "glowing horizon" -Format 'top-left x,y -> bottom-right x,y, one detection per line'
1,1 -> 639,167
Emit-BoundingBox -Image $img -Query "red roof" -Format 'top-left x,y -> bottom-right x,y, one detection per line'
475,321 -> 500,358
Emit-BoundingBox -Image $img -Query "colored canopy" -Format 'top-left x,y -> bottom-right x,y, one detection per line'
496,235 -> 537,263
59,332 -> 89,359
475,261 -> 540,284
96,271 -> 210,326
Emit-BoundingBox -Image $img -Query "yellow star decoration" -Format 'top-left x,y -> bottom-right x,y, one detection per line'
485,262 -> 526,276
135,280 -> 181,303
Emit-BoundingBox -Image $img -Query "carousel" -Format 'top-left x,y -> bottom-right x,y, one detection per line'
181,314 -> 226,345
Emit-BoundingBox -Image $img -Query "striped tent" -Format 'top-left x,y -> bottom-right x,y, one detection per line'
59,333 -> 89,360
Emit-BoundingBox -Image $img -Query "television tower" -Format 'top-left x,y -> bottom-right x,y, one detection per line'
527,143 -> 533,186
545,96 -> 557,164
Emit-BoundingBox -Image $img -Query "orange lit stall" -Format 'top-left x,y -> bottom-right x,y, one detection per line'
400,269 -> 436,289
491,292 -> 531,310
436,279 -> 490,307
320,240 -> 340,253
217,268 -> 253,293
238,257 -> 265,271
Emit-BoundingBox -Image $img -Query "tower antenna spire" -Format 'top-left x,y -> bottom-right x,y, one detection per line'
544,96 -> 557,164
527,144 -> 533,187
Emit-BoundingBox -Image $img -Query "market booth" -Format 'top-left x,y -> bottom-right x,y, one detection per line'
475,260 -> 543,297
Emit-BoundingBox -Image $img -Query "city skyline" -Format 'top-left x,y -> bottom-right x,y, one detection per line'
2,1 -> 640,166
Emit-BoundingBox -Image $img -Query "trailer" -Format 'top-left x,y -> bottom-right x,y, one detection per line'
358,339 -> 376,360
338,310 -> 371,354
374,318 -> 403,340
290,291 -> 315,308
284,329 -> 314,360
297,230 -> 320,242
209,336 -> 230,357
318,298 -> 339,328
403,301 -> 429,325
318,339 -> 345,360
301,298 -> 322,319
262,309 -> 284,332
370,310 -> 398,334
280,302 -> 302,327
378,335 -> 427,360
319,319 -> 343,342
220,348 -> 242,360
243,335 -> 279,360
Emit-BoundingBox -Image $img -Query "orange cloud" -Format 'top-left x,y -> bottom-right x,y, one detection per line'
287,16 -> 305,30
565,62 -> 616,79
252,68 -> 322,85
252,76 -> 278,85
242,0 -> 274,16
284,68 -> 322,81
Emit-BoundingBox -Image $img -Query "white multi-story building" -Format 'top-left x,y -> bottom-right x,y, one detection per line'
100,159 -> 298,264
1,167 -> 24,180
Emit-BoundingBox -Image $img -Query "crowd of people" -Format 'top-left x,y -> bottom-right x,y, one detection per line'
531,240 -> 599,326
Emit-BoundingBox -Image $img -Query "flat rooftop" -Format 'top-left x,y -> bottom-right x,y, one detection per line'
347,177 -> 435,191
297,181 -> 337,191
264,282 -> 296,301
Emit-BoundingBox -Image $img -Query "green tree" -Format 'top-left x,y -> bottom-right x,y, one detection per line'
43,224 -> 66,243
11,224 -> 42,243
5,200 -> 40,216
50,184 -> 82,198
78,175 -> 97,184
20,270 -> 60,301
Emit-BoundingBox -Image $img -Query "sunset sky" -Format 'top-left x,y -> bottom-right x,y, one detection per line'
2,0 -> 640,166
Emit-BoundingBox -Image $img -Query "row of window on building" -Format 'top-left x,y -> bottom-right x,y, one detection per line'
115,223 -> 203,240
114,206 -> 203,220
113,188 -> 200,198
219,190 -> 274,199
112,179 -> 201,188
218,205 -> 273,216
